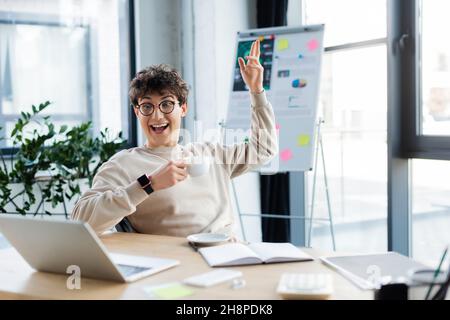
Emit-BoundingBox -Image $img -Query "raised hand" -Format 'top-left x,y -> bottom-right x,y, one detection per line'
238,40 -> 264,94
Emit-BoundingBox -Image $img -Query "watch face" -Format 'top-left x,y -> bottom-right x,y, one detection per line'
137,174 -> 150,187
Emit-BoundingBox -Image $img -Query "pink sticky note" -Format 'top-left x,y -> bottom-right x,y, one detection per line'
307,39 -> 319,52
280,149 -> 293,162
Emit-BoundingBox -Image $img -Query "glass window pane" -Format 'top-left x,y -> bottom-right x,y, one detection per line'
309,45 -> 387,253
303,0 -> 387,47
420,0 -> 450,136
413,159 -> 450,267
0,0 -> 131,148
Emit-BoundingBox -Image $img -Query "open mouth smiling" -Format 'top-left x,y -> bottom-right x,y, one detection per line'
150,123 -> 169,134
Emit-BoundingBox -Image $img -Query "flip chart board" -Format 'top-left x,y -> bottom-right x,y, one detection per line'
225,25 -> 325,172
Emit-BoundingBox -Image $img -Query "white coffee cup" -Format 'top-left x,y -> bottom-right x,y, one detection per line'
185,156 -> 210,177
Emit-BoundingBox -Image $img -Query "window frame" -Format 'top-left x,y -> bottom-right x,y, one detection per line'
391,0 -> 450,258
402,0 -> 450,160
128,0 -> 138,148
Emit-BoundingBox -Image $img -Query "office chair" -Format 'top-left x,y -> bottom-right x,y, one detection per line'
115,217 -> 136,233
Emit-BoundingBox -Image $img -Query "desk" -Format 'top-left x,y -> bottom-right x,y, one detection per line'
0,232 -> 372,300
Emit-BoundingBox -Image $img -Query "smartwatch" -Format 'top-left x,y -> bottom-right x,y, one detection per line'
137,174 -> 154,195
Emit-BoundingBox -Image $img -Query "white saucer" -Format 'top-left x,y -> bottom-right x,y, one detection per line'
186,233 -> 230,245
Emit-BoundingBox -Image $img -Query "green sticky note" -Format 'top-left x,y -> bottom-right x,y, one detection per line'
277,38 -> 289,51
297,134 -> 311,147
145,283 -> 194,299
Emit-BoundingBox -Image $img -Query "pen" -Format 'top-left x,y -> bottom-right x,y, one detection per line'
425,246 -> 448,300
431,266 -> 450,300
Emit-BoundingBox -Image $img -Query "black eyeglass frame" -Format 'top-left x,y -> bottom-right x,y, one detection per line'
134,99 -> 181,116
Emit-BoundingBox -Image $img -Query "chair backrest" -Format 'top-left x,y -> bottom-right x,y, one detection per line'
115,217 -> 136,233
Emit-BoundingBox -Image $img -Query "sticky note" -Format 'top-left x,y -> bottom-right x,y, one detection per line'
143,282 -> 194,299
307,39 -> 319,52
300,79 -> 307,88
297,134 -> 311,147
278,70 -> 290,78
258,35 -> 265,42
292,79 -> 307,88
280,149 -> 293,162
277,38 -> 289,51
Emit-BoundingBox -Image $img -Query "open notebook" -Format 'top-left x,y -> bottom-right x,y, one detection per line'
198,242 -> 314,267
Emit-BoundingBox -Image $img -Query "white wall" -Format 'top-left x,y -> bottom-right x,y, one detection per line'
287,0 -> 303,26
134,0 -> 182,146
190,0 -> 256,131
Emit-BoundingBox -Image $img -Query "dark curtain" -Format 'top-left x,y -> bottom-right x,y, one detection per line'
257,0 -> 291,242
256,0 -> 288,28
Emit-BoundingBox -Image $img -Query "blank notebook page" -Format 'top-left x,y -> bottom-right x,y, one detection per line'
199,243 -> 260,266
248,243 -> 313,262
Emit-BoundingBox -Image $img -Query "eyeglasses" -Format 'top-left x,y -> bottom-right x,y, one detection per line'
135,99 -> 180,116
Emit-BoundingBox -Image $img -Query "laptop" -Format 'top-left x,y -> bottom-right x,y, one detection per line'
0,216 -> 179,282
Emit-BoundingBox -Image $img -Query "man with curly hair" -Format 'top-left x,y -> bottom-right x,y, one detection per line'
72,40 -> 278,238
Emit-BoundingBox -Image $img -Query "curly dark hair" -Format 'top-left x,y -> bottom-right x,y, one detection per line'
129,64 -> 189,106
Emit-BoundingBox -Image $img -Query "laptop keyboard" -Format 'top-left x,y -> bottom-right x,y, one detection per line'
117,264 -> 153,277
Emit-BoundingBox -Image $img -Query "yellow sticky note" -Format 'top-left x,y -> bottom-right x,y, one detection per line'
297,134 -> 311,147
258,35 -> 265,42
150,283 -> 194,299
277,38 -> 289,51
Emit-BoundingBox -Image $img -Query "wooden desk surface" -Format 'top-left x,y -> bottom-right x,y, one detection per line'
0,232 -> 372,300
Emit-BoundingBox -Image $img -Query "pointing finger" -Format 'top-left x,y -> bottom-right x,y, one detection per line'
245,56 -> 260,62
250,40 -> 256,56
256,40 -> 261,57
238,57 -> 246,71
245,56 -> 261,67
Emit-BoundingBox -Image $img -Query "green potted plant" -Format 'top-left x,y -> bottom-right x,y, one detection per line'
0,101 -> 126,217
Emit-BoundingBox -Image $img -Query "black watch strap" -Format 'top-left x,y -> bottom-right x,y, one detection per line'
137,174 -> 154,195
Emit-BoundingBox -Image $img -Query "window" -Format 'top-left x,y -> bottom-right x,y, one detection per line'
303,0 -> 388,253
420,0 -> 450,136
396,0 -> 450,259
412,159 -> 450,267
303,0 -> 386,47
0,0 -> 134,149
402,0 -> 450,159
